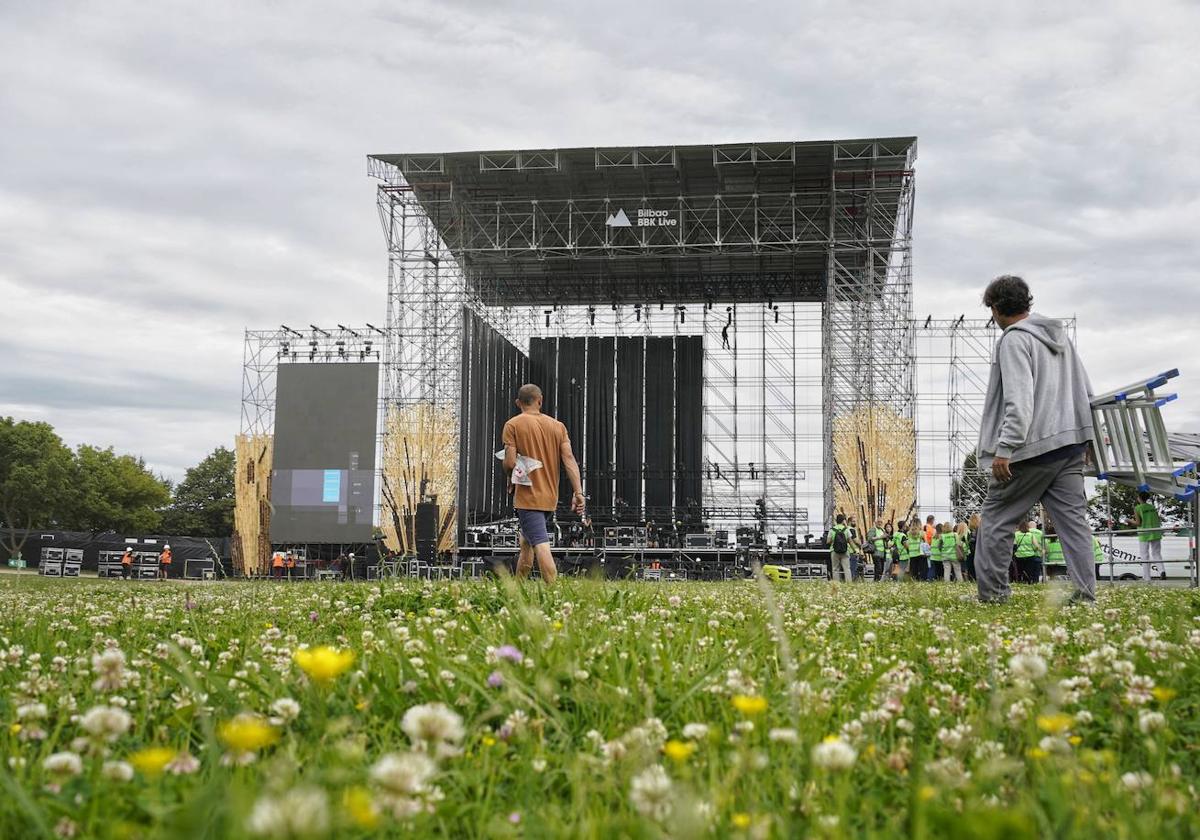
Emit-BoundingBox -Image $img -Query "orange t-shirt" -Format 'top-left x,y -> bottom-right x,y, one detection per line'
121,552 -> 133,566
160,550 -> 172,565
923,525 -> 934,545
501,412 -> 568,512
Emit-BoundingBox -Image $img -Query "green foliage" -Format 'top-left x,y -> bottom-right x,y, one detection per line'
162,446 -> 235,537
0,578 -> 1196,839
1087,481 -> 1191,531
0,417 -> 74,557
61,445 -> 171,534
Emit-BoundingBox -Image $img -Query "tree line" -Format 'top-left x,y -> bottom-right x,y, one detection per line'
0,417 -> 234,558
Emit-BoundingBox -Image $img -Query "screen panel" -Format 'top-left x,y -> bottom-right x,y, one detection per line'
270,363 -> 379,543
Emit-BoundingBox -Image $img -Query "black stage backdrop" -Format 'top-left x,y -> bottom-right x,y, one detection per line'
615,337 -> 644,517
585,337 -> 615,512
458,310 -> 528,534
527,335 -> 701,520
674,335 -> 703,513
644,338 -> 675,514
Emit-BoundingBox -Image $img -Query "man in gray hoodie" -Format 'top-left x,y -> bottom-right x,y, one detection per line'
975,276 -> 1096,603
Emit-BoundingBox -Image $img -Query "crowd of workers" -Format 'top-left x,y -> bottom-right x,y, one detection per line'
824,511 -> 1116,583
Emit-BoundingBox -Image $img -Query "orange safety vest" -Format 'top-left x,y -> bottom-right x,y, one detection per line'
286,556 -> 296,569
121,552 -> 133,566
272,554 -> 284,568
160,550 -> 172,565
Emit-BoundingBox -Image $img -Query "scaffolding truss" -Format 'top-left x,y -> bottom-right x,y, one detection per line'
914,316 -> 1076,521
370,139 -> 917,544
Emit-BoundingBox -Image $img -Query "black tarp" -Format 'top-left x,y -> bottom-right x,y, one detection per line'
644,337 -> 675,515
586,336 -> 615,512
555,338 -> 586,502
458,309 -> 528,533
615,336 -> 645,517
674,335 -> 703,513
2,529 -> 232,577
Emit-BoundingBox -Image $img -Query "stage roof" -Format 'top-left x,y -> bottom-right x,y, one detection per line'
368,138 -> 916,306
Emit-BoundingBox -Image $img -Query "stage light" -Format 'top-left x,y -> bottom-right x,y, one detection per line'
635,304 -> 641,322
587,306 -> 595,326
774,309 -> 779,323
544,309 -> 552,328
660,301 -> 665,310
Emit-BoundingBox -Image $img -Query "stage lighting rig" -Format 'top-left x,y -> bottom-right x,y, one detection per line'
310,325 -> 330,337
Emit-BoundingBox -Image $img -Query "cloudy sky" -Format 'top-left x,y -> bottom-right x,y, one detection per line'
2,0 -> 1198,485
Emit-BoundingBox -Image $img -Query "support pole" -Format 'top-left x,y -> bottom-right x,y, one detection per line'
1192,492 -> 1199,589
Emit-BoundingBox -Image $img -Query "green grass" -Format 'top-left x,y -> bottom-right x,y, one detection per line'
0,575 -> 1197,838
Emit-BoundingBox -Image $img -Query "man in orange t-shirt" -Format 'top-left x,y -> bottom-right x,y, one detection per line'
159,545 -> 172,580
501,384 -> 584,584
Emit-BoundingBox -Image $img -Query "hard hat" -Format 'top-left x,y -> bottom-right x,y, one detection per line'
164,544 -> 170,549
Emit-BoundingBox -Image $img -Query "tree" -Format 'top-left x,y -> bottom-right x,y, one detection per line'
0,417 -> 75,559
161,446 -> 235,537
950,451 -> 989,521
63,445 -> 171,533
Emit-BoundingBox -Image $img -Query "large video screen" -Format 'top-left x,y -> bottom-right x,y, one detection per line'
270,362 -> 379,543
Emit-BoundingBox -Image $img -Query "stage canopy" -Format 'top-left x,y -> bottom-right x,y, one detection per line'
368,138 -> 916,307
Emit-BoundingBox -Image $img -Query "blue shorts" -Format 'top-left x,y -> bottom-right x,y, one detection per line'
516,509 -> 553,547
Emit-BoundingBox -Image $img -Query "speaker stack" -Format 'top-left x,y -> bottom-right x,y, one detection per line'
416,502 -> 439,563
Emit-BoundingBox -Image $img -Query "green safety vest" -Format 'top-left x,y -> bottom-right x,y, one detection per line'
1135,503 -> 1163,542
892,533 -> 907,560
932,533 -> 957,561
867,528 -> 886,554
1014,531 -> 1040,559
906,535 -> 924,560
1045,537 -> 1064,564
1092,537 -> 1105,563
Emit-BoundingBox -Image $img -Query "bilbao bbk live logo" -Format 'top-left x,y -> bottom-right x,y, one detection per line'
605,208 -> 677,228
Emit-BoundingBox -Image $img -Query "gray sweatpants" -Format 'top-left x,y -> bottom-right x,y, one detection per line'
976,451 -> 1096,602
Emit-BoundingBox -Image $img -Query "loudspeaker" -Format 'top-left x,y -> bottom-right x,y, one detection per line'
416,502 -> 439,563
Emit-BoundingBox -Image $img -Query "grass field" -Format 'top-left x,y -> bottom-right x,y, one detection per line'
1,575 -> 1197,839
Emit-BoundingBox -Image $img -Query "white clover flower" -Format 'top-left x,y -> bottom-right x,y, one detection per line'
166,752 -> 200,775
370,752 -> 436,797
246,786 -> 330,838
768,728 -> 799,743
1075,710 -> 1094,725
16,702 -> 48,720
401,703 -> 464,758
43,751 -> 83,777
681,723 -> 709,740
268,698 -> 301,725
862,632 -> 877,644
1039,736 -> 1072,756
102,760 -> 134,782
531,758 -> 547,773
1009,653 -> 1047,681
91,648 -> 128,692
629,765 -> 673,822
1138,711 -> 1166,734
812,737 -> 857,771
1121,771 -> 1153,792
80,706 -> 132,742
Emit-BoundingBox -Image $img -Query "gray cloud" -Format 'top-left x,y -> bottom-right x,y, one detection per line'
2,0 -> 1198,484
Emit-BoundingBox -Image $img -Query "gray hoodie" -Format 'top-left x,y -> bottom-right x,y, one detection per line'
977,313 -> 1094,467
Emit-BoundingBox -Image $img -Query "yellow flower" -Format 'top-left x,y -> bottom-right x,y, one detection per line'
1036,713 -> 1074,735
552,620 -> 563,631
1153,687 -> 1177,703
293,646 -> 355,684
9,723 -> 21,736
731,813 -> 752,829
919,785 -> 936,802
732,694 -> 768,716
128,747 -> 176,776
355,700 -> 368,712
1026,747 -> 1048,760
1068,736 -> 1082,746
663,740 -> 695,763
482,735 -> 497,747
342,786 -> 379,829
218,715 -> 279,753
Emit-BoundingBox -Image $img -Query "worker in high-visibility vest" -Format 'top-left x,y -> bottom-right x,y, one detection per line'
1013,523 -> 1042,583
891,522 -> 909,581
158,545 -> 172,581
120,548 -> 134,580
271,551 -> 285,580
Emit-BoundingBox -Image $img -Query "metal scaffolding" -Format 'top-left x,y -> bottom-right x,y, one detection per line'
913,316 -> 1075,520
369,139 -> 917,544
